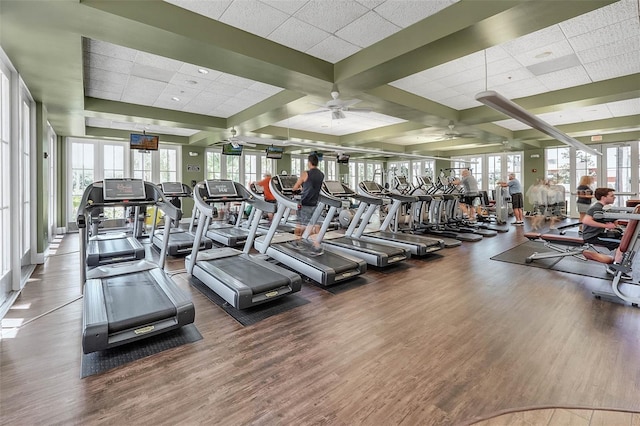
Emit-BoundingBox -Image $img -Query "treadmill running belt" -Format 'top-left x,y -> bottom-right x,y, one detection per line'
276,243 -> 358,275
103,271 -> 177,333
328,237 -> 403,254
98,238 -> 139,257
156,232 -> 194,244
197,257 -> 292,294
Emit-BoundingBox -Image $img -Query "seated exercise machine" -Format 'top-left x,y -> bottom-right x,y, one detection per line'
186,180 -> 302,309
150,182 -> 214,256
77,179 -> 195,354
253,175 -> 367,286
582,205 -> 640,306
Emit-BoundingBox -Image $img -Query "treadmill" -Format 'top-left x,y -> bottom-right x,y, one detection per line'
317,181 -> 410,267
150,182 -> 214,256
185,180 -> 302,309
77,179 -> 195,354
354,181 -> 446,255
202,180 -> 264,246
253,175 -> 367,287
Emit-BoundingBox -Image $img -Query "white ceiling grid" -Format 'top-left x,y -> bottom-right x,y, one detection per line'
83,39 -> 284,118
272,111 -> 406,136
85,117 -> 201,137
163,0 -> 458,63
390,0 -> 640,110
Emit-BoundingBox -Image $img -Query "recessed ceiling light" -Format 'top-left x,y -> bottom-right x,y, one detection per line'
171,96 -> 180,102
197,68 -> 209,74
185,80 -> 198,85
534,51 -> 552,59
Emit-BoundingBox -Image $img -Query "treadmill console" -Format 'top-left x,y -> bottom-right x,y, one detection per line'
205,180 -> 238,199
361,181 -> 382,194
250,183 -> 264,195
324,180 -> 346,195
277,175 -> 299,192
103,178 -> 147,201
161,182 -> 188,197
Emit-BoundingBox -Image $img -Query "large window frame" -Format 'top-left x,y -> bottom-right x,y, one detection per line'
205,148 -> 276,184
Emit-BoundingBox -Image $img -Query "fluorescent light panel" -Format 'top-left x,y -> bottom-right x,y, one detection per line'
475,90 -> 602,156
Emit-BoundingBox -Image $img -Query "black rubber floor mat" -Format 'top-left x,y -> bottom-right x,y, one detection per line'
81,324 -> 202,378
190,277 -> 310,326
490,241 -> 562,269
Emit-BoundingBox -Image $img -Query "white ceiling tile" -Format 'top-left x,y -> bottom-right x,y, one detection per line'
438,94 -> 477,110
168,72 -> 212,89
512,39 -> 575,67
577,36 -> 640,64
335,11 -> 399,48
86,78 -> 125,95
153,99 -> 189,110
355,0 -> 385,9
501,25 -> 566,56
211,105 -> 242,117
189,91 -> 230,106
487,67 -> 536,88
124,76 -> 167,96
450,78 -> 486,97
85,88 -> 122,101
305,35 -> 360,63
295,0 -> 369,33
493,118 -> 528,131
425,87 -> 462,102
267,17 -> 330,52
182,102 -> 214,115
121,92 -> 161,105
374,0 -> 454,28
234,89 -> 268,102
537,66 -> 592,91
134,51 -> 183,71
569,18 -> 640,52
163,0 -> 233,20
272,110 -> 405,136
584,50 -> 640,81
248,81 -> 283,95
435,66 -> 484,87
85,39 -> 138,61
559,0 -> 638,38
490,77 -> 548,100
486,56 -> 523,75
159,84 -> 200,100
85,68 -> 130,86
177,63 -> 224,80
85,52 -> 134,74
606,98 -> 640,117
215,73 -> 257,89
205,81 -> 244,97
220,0 -> 289,37
259,0 -> 309,15
131,63 -> 175,83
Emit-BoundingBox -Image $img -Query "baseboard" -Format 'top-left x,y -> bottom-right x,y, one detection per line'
56,227 -> 66,234
0,290 -> 22,320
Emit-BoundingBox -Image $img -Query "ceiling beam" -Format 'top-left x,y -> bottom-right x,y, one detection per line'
84,97 -> 227,131
85,126 -> 189,144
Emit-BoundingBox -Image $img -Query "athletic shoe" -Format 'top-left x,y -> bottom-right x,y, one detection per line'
309,246 -> 324,256
289,241 -> 304,250
514,221 -> 524,226
605,266 -> 633,281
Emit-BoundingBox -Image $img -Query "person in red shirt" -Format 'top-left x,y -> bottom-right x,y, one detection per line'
253,173 -> 275,222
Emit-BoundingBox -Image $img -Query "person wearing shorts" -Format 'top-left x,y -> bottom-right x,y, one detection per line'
500,173 -> 524,225
292,154 -> 325,255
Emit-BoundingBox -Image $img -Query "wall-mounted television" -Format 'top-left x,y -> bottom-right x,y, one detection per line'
222,143 -> 243,156
130,133 -> 159,151
266,145 -> 283,159
337,154 -> 350,164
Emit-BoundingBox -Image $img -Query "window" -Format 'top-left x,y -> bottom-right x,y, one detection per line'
244,154 -> 257,187
324,159 -> 336,181
132,150 -> 153,181
291,156 -> 302,177
506,153 -> 522,183
0,68 -> 9,276
545,147 -> 571,214
71,142 -> 95,219
103,144 -> 126,220
261,156 -> 275,177
487,155 -> 502,189
159,147 -> 178,182
225,155 -> 240,182
606,145 -> 632,207
452,156 -> 483,190
206,151 -> 221,180
20,100 -> 31,257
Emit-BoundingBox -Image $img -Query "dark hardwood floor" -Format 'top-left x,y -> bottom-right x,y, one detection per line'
2,221 -> 640,425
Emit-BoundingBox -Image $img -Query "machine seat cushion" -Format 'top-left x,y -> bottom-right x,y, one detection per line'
539,233 -> 585,245
524,232 -> 541,240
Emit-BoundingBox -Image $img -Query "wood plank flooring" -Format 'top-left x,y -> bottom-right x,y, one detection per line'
2,222 -> 640,425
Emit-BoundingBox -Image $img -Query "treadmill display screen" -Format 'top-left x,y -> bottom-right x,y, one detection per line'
206,180 -> 237,197
103,179 -> 147,201
161,182 -> 185,196
362,181 -> 380,193
324,180 -> 345,195
396,176 -> 408,186
278,175 -> 298,190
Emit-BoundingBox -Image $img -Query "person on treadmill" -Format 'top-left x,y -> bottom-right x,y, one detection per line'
581,187 -> 631,279
252,172 -> 276,223
452,168 -> 479,222
292,153 -> 325,255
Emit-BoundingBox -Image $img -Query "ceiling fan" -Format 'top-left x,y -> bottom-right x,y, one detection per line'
433,121 -> 476,140
212,127 -> 257,148
304,87 -> 372,120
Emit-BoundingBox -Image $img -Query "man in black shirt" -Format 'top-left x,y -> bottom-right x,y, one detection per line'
582,187 -> 630,278
292,153 -> 325,255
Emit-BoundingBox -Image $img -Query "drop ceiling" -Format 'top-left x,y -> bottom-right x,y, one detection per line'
0,0 -> 638,158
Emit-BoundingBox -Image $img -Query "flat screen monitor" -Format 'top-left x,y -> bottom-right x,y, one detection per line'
337,154 -> 350,164
396,176 -> 408,186
130,133 -> 159,151
266,146 -> 283,159
362,181 -> 380,193
278,175 -> 298,190
222,143 -> 243,156
205,180 -> 238,197
161,182 -> 185,196
103,179 -> 147,201
324,180 -> 345,195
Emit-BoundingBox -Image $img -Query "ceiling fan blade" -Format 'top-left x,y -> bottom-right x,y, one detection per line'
344,107 -> 372,113
340,99 -> 361,108
302,108 -> 330,115
308,101 -> 327,108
